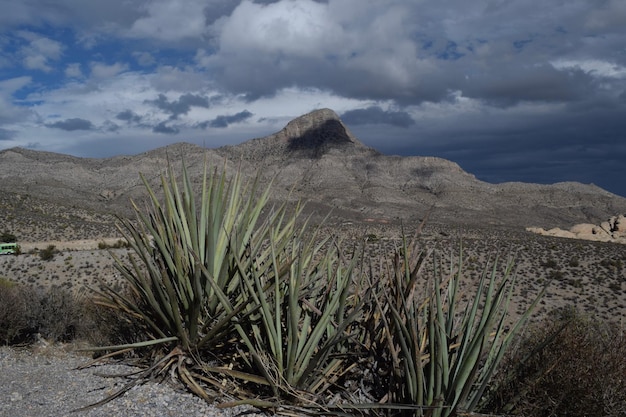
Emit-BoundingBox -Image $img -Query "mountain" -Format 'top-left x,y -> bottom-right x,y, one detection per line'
1,108 -> 625,242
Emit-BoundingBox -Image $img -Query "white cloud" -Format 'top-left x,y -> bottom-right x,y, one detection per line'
0,76 -> 34,124
89,62 -> 128,79
219,0 -> 341,57
17,31 -> 64,72
245,86 -> 371,121
0,76 -> 32,94
65,63 -> 83,78
149,66 -> 209,92
133,51 -> 156,66
203,0 -> 439,100
127,0 -> 210,41
552,59 -> 626,79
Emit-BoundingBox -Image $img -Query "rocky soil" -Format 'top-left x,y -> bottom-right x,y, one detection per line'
0,345 -> 264,417
2,223 -> 625,325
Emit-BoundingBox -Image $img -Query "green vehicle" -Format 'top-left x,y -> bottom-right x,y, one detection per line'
0,242 -> 18,255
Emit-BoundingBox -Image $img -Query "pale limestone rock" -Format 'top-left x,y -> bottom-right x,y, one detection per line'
592,225 -> 611,237
600,221 -> 612,234
611,215 -> 626,232
570,223 -> 596,235
527,214 -> 626,244
552,229 -> 577,239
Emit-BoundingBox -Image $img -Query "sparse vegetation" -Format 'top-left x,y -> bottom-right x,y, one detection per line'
97,239 -> 129,250
70,162 -> 544,415
487,307 -> 626,417
0,231 -> 17,242
0,283 -> 85,345
39,244 -> 58,261
0,158 -> 625,414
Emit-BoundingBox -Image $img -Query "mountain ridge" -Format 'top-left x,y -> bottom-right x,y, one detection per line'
1,108 -> 625,236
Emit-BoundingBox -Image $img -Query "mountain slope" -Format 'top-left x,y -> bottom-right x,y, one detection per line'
1,108 -> 625,237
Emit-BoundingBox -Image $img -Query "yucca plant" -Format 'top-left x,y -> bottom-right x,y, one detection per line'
82,158 -> 369,412
81,160 -> 294,404
229,227 -> 365,402
367,230 -> 545,416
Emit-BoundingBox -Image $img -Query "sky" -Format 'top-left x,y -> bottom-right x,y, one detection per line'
1,0 -> 626,197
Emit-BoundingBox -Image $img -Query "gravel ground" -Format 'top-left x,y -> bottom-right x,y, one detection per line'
0,345 -> 266,417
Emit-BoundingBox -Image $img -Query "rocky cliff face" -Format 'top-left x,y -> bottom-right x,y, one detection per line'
2,108 -> 626,231
216,108 -> 373,162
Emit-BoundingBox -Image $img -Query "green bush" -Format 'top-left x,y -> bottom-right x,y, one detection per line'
486,307 -> 626,417
0,277 -> 16,288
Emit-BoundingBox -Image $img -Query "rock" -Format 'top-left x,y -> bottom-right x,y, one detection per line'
570,224 -> 596,235
528,214 -> 626,244
611,214 -> 626,233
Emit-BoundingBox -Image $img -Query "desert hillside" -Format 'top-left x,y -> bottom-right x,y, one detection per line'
2,109 -> 626,242
0,109 -> 624,327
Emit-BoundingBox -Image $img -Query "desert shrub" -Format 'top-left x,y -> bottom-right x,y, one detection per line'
0,283 -> 91,345
486,306 -> 626,417
79,291 -> 145,349
0,276 -> 16,288
568,256 -> 580,267
541,258 -> 558,269
0,231 -> 17,243
0,283 -> 39,344
36,287 -> 84,342
98,240 -> 129,250
359,236 -> 543,417
39,245 -> 57,261
366,233 -> 379,242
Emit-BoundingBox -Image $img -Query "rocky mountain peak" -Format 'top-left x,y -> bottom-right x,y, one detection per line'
277,108 -> 368,157
216,108 -> 373,161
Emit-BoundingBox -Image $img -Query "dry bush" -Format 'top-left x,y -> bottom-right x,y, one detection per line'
0,280 -> 39,344
0,282 -> 111,345
39,244 -> 58,261
79,291 -> 146,349
486,306 -> 626,417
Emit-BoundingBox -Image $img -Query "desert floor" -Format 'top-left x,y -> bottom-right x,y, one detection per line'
1,225 -> 625,326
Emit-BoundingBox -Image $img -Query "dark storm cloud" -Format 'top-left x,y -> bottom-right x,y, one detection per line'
207,110 -> 253,128
146,93 -> 210,120
115,109 -> 142,123
102,120 -> 120,132
0,128 -> 16,141
200,0 -> 626,108
46,118 -> 94,131
153,121 -> 179,134
341,107 -> 415,128
462,64 -> 595,105
348,99 -> 626,197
